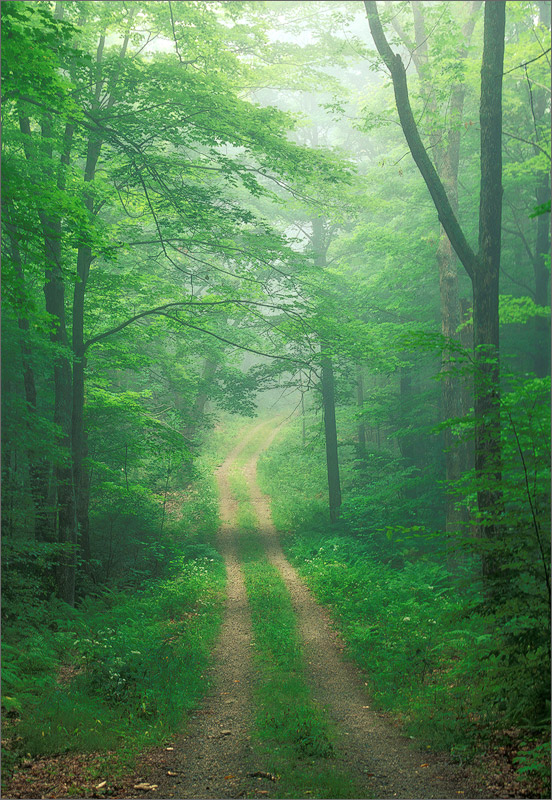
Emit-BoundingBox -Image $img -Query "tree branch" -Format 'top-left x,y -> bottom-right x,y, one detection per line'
84,299 -> 313,352
155,312 -> 312,367
364,0 -> 477,280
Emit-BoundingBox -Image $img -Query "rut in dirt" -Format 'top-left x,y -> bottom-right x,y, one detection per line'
133,423 -> 269,800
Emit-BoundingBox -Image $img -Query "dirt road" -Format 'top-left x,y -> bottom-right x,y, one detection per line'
112,418 -> 484,799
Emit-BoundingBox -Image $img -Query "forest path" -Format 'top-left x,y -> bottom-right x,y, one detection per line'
124,417 -> 482,800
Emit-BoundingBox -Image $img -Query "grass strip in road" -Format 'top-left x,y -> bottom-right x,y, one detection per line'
229,465 -> 360,799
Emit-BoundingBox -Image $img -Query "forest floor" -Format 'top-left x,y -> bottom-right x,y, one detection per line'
4,419 -> 530,799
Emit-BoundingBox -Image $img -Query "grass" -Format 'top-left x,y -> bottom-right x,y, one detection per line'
2,556 -> 226,782
226,437 -> 362,799
1,425 -> 234,789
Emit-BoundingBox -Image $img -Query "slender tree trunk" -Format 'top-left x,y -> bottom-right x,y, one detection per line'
473,0 -> 505,586
533,174 -> 551,377
312,216 -> 342,522
356,366 -> 366,457
438,233 -> 466,533
72,139 -> 99,566
321,355 -> 342,522
5,217 -> 55,542
41,208 -> 77,605
398,369 -> 416,464
532,3 -> 551,377
29,114 -> 78,605
300,372 -> 307,448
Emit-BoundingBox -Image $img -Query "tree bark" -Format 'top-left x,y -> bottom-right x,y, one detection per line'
356,366 -> 366,457
72,133 -> 101,566
474,1 -> 505,586
5,216 -> 55,542
531,3 -> 551,377
22,113 -> 78,604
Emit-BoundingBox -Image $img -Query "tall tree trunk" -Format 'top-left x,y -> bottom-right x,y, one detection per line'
72,135 -> 100,566
532,3 -> 551,378
41,210 -> 77,605
356,366 -> 366,457
365,0 -> 506,592
21,112 -> 78,604
312,216 -> 342,522
321,355 -> 342,523
5,218 -> 55,542
473,0 -> 505,586
533,174 -> 551,377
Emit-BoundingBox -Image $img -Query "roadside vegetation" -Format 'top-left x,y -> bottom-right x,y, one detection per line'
2,0 -> 550,797
1,430 -> 233,789
258,411 -> 551,798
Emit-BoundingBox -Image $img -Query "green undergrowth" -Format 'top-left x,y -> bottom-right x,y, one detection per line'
1,429 -> 233,787
258,418 -> 551,796
2,556 -> 225,780
228,437 -> 361,799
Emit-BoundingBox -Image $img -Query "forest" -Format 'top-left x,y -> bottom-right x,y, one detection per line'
1,1 -> 550,798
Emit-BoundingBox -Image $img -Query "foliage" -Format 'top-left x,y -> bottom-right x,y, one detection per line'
1,553 -> 225,768
1,0 -> 550,792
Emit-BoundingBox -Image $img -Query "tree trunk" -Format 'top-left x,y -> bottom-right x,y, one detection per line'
40,204 -> 77,605
72,136 -> 100,566
356,366 -> 366,457
365,0 -> 506,592
311,216 -> 342,522
473,0 -> 505,586
532,3 -> 551,377
5,217 -> 55,542
33,114 -> 78,605
321,354 -> 342,523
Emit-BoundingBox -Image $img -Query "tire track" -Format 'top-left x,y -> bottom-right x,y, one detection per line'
142,422 -> 270,800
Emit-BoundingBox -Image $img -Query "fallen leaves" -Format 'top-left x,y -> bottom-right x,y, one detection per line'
133,782 -> 158,791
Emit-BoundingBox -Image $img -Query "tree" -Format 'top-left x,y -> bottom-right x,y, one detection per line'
389,0 -> 482,536
365,0 -> 506,589
3,0 -> 351,601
